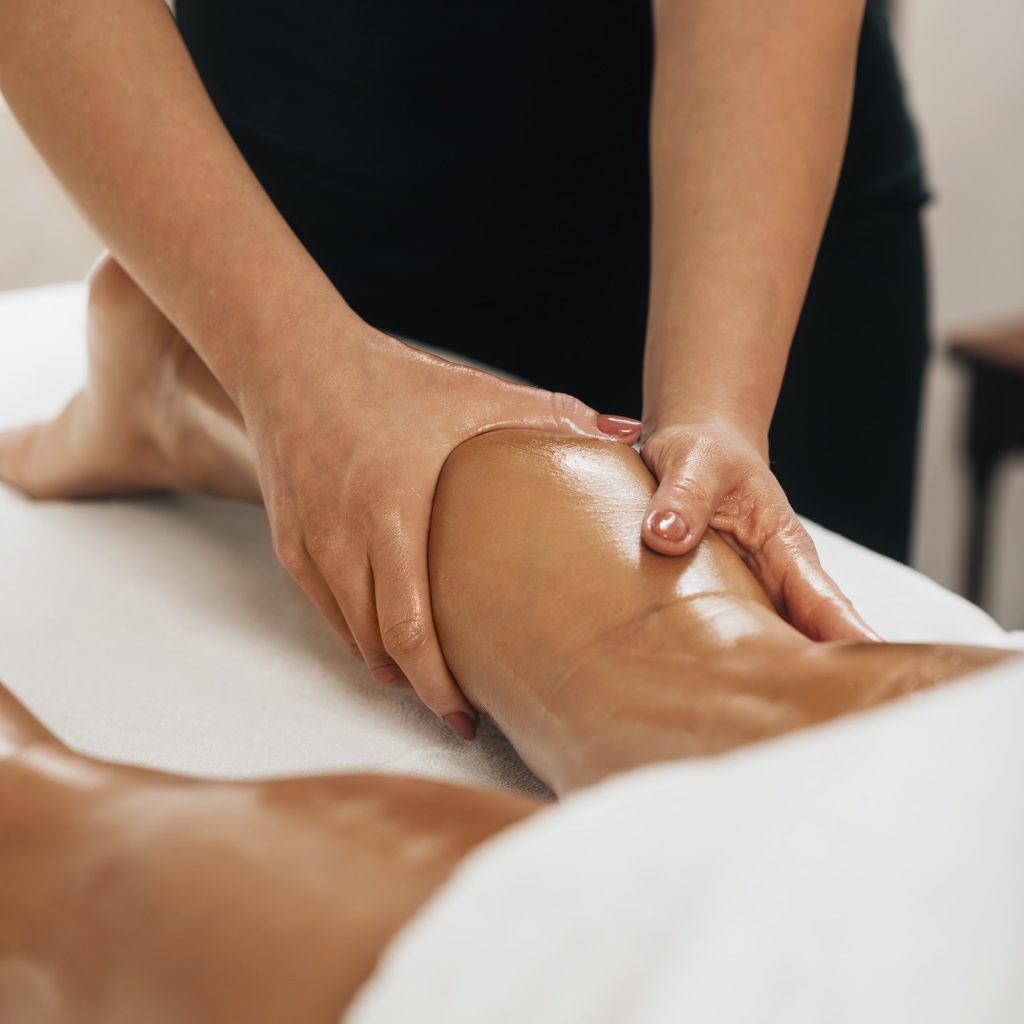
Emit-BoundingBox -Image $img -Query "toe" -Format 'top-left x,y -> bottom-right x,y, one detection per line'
0,423 -> 47,498
0,397 -> 101,500
0,394 -> 173,500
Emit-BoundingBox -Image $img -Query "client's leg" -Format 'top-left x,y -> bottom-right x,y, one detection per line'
0,257 -> 257,502
0,683 -> 537,1022
0,258 -> 1013,795
429,431 -> 1012,790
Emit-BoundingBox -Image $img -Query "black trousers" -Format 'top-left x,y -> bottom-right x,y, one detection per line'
770,208 -> 929,564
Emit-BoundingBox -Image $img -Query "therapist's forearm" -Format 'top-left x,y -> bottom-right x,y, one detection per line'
644,0 -> 865,434
0,0 -> 359,398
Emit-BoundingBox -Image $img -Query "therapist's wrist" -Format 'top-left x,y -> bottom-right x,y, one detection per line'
213,291 -> 368,421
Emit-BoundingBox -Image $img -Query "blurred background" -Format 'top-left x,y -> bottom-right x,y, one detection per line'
0,0 -> 1021,626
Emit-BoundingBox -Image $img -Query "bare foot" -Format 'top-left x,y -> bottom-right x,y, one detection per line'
0,258 -> 258,502
0,681 -> 536,1022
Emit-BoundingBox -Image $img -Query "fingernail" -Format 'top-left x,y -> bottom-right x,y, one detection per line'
596,414 -> 643,437
647,509 -> 687,542
444,711 -> 479,741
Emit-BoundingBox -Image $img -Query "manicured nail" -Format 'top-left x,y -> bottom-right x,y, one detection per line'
444,711 -> 479,741
596,414 -> 643,437
648,509 -> 687,542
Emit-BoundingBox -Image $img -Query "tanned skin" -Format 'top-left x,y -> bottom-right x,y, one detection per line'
0,259 -> 1012,1020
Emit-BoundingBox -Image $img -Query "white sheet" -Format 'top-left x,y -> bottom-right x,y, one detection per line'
0,281 -> 1021,794
349,654 -> 1024,1024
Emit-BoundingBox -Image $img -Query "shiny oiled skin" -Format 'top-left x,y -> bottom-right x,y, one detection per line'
0,697 -> 538,1023
431,430 -> 1012,792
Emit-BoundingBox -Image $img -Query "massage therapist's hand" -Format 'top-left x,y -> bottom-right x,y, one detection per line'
240,321 -> 642,740
639,419 -> 878,643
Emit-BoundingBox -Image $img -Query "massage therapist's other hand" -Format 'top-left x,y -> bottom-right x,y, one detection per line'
239,321 -> 642,740
639,418 -> 879,643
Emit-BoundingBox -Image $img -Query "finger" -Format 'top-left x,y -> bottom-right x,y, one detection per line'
272,536 -> 363,660
748,520 -> 880,643
370,537 -> 479,739
297,540 -> 415,689
641,463 -> 727,557
493,387 -> 643,443
331,563 -> 419,693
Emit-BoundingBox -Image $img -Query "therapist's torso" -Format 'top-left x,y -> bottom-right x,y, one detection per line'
175,0 -> 925,365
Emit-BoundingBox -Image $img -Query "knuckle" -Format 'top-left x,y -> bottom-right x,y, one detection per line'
666,476 -> 711,510
409,677 -> 461,716
548,390 -> 585,426
367,660 -> 408,688
382,615 -> 430,659
644,435 -> 700,480
776,512 -> 812,550
273,537 -> 306,578
304,527 -> 336,563
746,514 -> 790,558
730,487 -> 796,551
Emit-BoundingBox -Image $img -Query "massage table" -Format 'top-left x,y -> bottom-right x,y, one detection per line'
3,283 -> 1023,1021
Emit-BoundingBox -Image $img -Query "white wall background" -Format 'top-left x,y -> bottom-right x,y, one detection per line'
0,100 -> 100,287
0,1 -> 1022,624
900,0 -> 1024,626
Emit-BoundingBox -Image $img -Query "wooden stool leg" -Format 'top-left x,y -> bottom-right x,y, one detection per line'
964,457 -> 994,608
